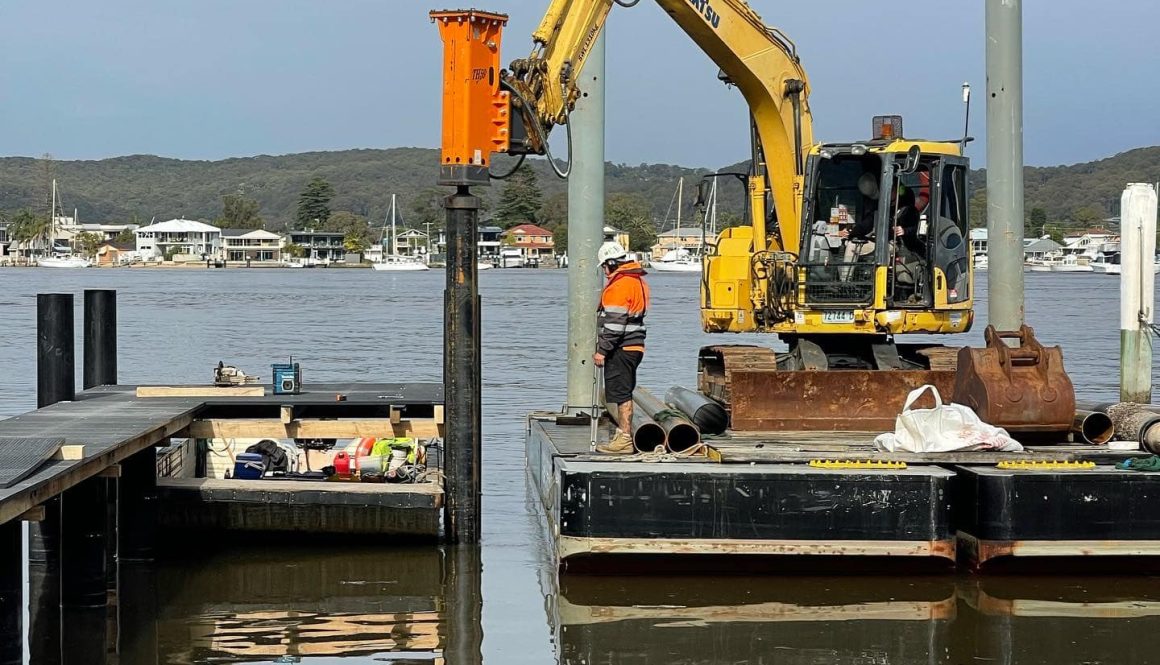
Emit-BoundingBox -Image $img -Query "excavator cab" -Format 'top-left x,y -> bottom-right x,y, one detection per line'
795,139 -> 973,337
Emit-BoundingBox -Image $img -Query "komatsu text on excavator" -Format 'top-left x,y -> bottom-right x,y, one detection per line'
431,2 -> 975,430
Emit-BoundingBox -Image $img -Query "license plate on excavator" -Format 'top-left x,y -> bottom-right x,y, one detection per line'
821,310 -> 855,324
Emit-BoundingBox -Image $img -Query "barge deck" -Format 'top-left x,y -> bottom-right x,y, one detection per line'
526,411 -> 1160,567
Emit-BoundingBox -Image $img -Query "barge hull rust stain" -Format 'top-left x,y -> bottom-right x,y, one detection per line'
558,536 -> 956,560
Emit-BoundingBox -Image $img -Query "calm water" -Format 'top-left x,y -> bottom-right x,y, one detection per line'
4,266 -> 1160,664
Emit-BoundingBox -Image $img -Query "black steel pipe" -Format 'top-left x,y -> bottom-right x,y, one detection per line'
443,186 -> 482,545
119,447 -> 158,562
60,478 -> 109,608
83,289 -> 117,389
38,293 -> 75,408
1072,409 -> 1114,445
0,521 -> 21,665
634,387 -> 701,452
605,397 -> 666,453
665,386 -> 728,435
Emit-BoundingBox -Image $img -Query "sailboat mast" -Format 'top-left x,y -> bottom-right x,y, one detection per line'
390,194 -> 397,256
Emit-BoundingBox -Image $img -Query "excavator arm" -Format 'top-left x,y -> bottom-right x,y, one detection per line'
499,0 -> 814,255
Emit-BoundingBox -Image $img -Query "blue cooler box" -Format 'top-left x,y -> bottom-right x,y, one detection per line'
234,453 -> 265,480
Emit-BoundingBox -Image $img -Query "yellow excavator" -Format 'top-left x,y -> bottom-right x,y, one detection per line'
432,1 -> 976,430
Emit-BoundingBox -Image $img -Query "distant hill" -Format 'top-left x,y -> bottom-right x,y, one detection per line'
0,145 -> 1155,230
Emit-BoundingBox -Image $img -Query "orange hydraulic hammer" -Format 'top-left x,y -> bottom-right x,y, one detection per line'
430,10 -> 511,187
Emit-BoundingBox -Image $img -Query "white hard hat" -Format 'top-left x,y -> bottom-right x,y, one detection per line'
597,242 -> 628,265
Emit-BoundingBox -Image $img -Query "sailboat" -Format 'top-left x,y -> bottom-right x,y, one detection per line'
38,180 -> 90,268
651,177 -> 702,274
371,195 -> 430,272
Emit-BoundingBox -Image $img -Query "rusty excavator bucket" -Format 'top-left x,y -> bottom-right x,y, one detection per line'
954,325 -> 1075,436
698,345 -> 958,432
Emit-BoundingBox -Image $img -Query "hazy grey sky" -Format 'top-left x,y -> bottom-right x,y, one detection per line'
1,1 -> 1156,169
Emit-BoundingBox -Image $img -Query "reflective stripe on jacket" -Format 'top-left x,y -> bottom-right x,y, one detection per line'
597,261 -> 649,355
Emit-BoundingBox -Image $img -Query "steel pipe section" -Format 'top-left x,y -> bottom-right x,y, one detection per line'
633,387 -> 701,452
605,398 -> 666,453
665,386 -> 728,435
1072,410 -> 1114,445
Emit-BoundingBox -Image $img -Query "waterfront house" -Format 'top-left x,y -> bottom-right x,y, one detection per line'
221,229 -> 285,263
288,230 -> 346,263
394,229 -> 430,258
95,240 -> 137,266
503,223 -> 555,262
135,218 -> 222,260
478,225 -> 503,261
604,226 -> 630,251
970,228 -> 987,256
1023,237 -> 1064,261
650,227 -> 709,261
0,220 -> 9,259
429,224 -> 507,262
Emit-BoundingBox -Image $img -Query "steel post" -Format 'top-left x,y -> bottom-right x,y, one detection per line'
443,187 -> 482,544
1119,184 -> 1158,403
0,521 -> 21,665
60,477 -> 109,609
565,31 -> 606,414
28,497 -> 62,665
82,289 -> 117,389
985,0 -> 1025,331
38,293 -> 75,408
119,447 -> 158,562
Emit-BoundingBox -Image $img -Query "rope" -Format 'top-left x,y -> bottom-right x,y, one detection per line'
621,441 -> 709,463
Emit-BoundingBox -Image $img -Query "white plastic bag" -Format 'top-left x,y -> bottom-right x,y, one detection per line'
874,385 -> 1023,453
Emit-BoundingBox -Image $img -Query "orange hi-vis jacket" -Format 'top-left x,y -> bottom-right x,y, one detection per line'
597,261 -> 650,355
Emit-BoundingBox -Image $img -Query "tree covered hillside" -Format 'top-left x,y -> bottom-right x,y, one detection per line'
0,145 -> 1155,234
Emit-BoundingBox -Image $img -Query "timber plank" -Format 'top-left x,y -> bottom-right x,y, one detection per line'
188,418 -> 442,439
137,386 -> 266,398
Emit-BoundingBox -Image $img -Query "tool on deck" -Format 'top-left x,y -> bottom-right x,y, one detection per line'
589,364 -> 601,453
213,361 -> 259,387
272,357 -> 302,395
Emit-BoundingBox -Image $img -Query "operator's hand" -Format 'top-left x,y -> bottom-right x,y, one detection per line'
838,229 -> 849,239
893,225 -> 905,237
593,353 -> 605,367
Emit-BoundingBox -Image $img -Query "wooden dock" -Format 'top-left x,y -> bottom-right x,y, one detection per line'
527,411 -> 1160,568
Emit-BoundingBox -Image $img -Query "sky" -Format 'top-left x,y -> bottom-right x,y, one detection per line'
0,0 -> 1156,170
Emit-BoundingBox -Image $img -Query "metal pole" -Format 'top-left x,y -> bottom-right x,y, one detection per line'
1120,183 -> 1158,403
565,31 -> 606,414
83,289 -> 117,389
37,293 -> 75,408
0,521 -> 21,665
985,0 -> 1025,331
443,187 -> 482,544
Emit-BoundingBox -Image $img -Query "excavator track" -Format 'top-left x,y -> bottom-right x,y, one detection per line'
699,344 -> 960,433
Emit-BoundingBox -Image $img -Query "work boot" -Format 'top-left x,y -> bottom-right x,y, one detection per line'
597,429 -> 634,455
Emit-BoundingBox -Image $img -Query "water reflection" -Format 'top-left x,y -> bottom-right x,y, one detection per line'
551,576 -> 955,665
549,575 -> 1160,665
109,545 -> 482,665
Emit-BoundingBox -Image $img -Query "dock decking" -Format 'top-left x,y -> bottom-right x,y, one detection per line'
0,383 -> 445,538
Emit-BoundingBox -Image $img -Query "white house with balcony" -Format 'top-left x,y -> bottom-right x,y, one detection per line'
135,219 -> 222,260
221,228 -> 285,263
